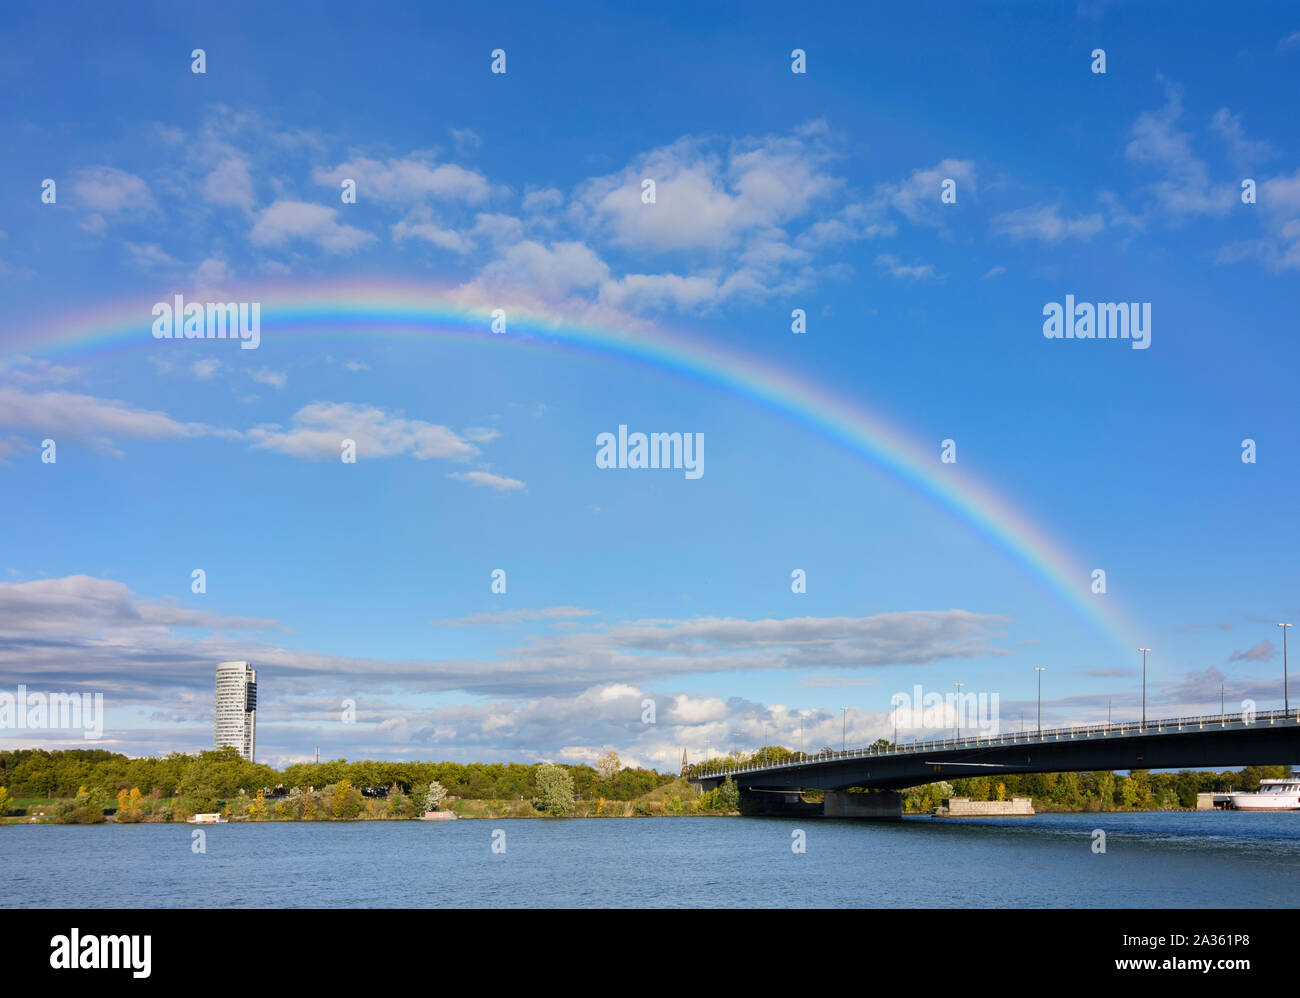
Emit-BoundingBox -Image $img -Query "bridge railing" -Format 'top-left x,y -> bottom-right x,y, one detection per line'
692,707 -> 1300,780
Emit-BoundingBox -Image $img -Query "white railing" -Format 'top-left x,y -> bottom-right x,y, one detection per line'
691,707 -> 1300,780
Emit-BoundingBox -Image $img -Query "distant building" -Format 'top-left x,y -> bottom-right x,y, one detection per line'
214,661 -> 257,762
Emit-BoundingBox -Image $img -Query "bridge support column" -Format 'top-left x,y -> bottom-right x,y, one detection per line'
823,790 -> 902,821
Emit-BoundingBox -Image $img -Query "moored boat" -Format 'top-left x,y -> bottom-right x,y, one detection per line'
1227,777 -> 1300,810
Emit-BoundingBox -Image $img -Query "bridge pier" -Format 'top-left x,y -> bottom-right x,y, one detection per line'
823,790 -> 902,821
738,789 -> 822,816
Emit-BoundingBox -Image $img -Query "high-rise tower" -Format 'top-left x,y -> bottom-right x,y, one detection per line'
214,661 -> 257,762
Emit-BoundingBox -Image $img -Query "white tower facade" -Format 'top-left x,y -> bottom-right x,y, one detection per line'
214,661 -> 257,762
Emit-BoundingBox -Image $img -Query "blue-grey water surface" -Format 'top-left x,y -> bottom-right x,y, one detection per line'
4,811 -> 1300,908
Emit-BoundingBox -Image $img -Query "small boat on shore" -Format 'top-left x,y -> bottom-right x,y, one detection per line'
421,811 -> 458,821
187,813 -> 229,823
1227,777 -> 1300,811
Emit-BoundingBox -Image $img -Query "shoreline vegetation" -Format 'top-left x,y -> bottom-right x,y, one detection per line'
0,747 -> 1291,825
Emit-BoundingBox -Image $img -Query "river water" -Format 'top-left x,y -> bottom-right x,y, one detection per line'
4,811 -> 1300,908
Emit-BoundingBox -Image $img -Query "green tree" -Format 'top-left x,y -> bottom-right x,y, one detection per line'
532,764 -> 574,815
0,785 -> 12,816
1175,770 -> 1200,809
715,776 -> 740,812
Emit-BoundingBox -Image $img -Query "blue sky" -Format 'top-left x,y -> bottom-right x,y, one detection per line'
1,1 -> 1298,770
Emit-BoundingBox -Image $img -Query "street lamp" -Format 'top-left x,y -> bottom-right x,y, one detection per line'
1138,649 -> 1150,726
1034,667 -> 1045,736
1278,623 -> 1292,714
841,706 -> 849,752
954,682 -> 964,741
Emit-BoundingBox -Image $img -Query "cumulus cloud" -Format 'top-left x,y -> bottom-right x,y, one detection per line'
313,156 -> 491,205
250,200 -> 375,253
202,154 -> 256,211
246,402 -> 478,461
473,239 -> 610,300
72,166 -> 154,214
574,128 -> 842,254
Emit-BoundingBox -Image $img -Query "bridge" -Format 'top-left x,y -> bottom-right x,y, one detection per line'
692,708 -> 1300,819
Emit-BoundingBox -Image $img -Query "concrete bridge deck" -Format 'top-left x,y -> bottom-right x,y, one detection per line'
693,708 -> 1300,795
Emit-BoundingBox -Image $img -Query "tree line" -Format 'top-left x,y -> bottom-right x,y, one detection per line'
0,747 -> 678,821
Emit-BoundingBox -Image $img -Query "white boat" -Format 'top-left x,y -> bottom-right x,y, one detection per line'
187,812 -> 228,823
1227,778 -> 1300,811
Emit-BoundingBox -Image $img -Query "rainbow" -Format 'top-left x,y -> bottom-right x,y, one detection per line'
8,277 -> 1134,649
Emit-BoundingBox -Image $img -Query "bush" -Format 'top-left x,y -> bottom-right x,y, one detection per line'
55,786 -> 108,824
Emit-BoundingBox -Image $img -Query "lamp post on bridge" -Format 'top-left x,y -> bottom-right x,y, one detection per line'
1138,649 -> 1151,726
1278,623 -> 1292,714
840,707 -> 849,753
954,682 -> 964,741
1034,667 -> 1045,736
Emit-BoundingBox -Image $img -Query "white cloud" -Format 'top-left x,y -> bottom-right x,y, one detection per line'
0,387 -> 235,455
202,154 -> 255,211
1210,109 -> 1275,171
247,402 -> 478,461
125,242 -> 179,269
250,200 -> 376,253
450,127 -> 482,155
447,470 -> 526,492
599,272 -> 721,312
249,368 -> 286,389
313,156 -> 491,205
473,239 -> 610,300
191,256 -> 233,298
0,356 -> 79,384
878,158 -> 976,225
1217,167 -> 1300,270
875,254 -> 936,280
1125,78 -> 1236,218
990,204 -> 1105,243
391,206 -> 474,253
575,128 -> 841,253
522,187 -> 564,214
72,166 -> 154,214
